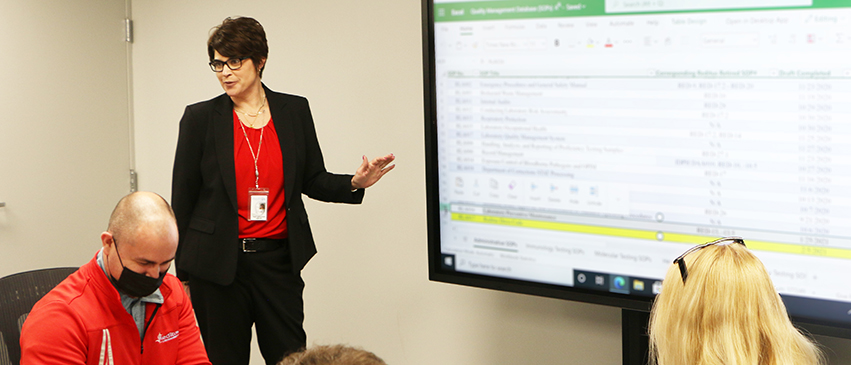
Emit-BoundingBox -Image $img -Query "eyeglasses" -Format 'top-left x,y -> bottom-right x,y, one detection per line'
672,236 -> 745,283
209,57 -> 248,72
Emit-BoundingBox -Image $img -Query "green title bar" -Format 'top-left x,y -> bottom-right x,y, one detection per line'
434,0 -> 851,22
436,0 -> 601,21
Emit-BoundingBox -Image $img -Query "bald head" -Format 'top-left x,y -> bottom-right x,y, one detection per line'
107,191 -> 176,245
101,191 -> 177,284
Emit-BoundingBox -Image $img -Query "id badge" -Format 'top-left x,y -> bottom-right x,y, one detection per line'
248,187 -> 269,221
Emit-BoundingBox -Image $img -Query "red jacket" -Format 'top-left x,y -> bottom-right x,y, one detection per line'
20,253 -> 210,365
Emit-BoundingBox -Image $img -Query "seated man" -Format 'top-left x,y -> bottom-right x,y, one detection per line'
20,191 -> 210,365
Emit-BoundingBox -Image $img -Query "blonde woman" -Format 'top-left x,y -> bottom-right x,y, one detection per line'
648,237 -> 824,365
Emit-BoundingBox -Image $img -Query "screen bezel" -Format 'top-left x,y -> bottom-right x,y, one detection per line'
421,0 -> 851,340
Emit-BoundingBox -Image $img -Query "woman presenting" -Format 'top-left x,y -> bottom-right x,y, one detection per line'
171,17 -> 394,365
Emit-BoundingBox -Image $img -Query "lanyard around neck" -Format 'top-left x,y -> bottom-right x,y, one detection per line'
238,121 -> 263,188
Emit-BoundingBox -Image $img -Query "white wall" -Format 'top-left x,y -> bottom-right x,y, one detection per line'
0,0 -> 132,277
129,1 -> 851,364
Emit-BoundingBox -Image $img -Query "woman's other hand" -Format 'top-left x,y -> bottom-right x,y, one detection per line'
351,154 -> 395,190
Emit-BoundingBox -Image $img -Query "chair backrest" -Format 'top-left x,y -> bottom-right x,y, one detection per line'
0,267 -> 78,365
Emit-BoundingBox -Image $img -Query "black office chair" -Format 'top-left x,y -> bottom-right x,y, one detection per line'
0,267 -> 77,365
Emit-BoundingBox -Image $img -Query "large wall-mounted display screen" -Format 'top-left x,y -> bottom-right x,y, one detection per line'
424,0 -> 851,336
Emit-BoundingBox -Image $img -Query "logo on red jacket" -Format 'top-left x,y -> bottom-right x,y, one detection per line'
155,331 -> 180,343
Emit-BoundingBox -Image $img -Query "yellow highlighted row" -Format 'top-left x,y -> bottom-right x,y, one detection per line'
452,213 -> 851,260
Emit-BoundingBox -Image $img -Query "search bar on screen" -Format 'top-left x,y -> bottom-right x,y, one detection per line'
606,0 -> 813,13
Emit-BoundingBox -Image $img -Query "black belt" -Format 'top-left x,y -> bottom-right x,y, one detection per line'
240,238 -> 287,253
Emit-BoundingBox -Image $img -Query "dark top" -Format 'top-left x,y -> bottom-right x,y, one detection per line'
171,85 -> 364,285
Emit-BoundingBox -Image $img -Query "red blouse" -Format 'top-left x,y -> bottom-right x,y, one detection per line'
233,111 -> 287,239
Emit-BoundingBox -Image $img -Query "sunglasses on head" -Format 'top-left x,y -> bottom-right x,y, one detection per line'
672,236 -> 746,283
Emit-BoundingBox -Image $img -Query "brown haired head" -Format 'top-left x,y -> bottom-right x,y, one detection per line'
278,345 -> 386,365
208,17 -> 268,77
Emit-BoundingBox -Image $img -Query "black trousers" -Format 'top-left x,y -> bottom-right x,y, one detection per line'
189,244 -> 306,365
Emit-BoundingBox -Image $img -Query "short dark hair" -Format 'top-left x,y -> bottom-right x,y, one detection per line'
208,17 -> 268,77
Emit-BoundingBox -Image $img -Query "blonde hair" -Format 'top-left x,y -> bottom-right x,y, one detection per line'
648,243 -> 823,365
278,345 -> 386,365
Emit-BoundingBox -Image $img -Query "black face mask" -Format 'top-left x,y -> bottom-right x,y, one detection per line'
109,238 -> 166,298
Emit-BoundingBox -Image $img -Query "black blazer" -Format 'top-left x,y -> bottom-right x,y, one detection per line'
171,86 -> 364,286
